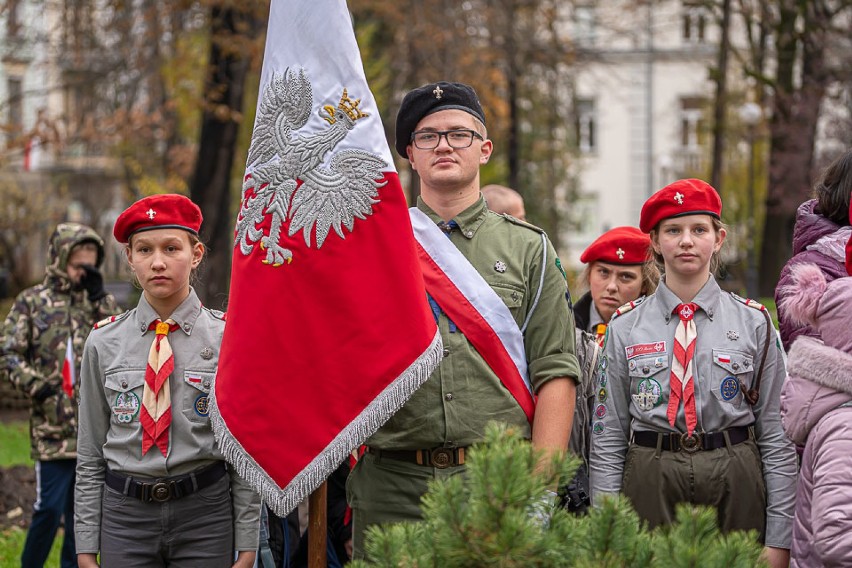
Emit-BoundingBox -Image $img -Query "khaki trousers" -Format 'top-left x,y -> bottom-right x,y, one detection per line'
622,438 -> 767,541
346,451 -> 465,560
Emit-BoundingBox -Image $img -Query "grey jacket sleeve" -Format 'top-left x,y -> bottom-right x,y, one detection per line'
753,321 -> 797,549
74,337 -> 110,554
229,464 -> 262,551
589,323 -> 632,503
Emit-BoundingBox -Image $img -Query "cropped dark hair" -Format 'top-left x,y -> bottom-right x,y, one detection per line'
814,149 -> 852,226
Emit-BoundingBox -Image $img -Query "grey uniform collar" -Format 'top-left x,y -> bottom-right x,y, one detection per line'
134,287 -> 202,336
655,275 -> 720,323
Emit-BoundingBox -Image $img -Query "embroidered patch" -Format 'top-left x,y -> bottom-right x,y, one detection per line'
594,404 -> 607,419
555,258 -> 566,279
195,394 -> 210,416
632,378 -> 663,411
720,376 -> 739,401
599,355 -> 608,371
716,353 -> 732,364
598,388 -> 607,403
625,341 -> 666,359
598,373 -> 607,387
593,421 -> 605,435
112,392 -> 140,423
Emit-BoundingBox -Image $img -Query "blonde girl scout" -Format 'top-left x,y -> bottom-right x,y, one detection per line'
589,179 -> 797,568
74,194 -> 260,568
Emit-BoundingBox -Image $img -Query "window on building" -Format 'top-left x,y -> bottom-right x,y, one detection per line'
679,97 -> 706,150
682,2 -> 707,43
7,77 -> 23,132
575,98 -> 596,154
574,4 -> 596,47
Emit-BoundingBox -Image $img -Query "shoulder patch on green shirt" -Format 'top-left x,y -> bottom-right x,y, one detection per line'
555,258 -> 567,279
499,213 -> 545,234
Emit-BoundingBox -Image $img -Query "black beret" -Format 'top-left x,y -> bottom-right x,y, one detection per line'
395,82 -> 486,157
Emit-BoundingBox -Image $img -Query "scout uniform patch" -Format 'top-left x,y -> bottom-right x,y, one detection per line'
632,378 -> 663,412
625,341 -> 666,359
720,376 -> 740,401
598,387 -> 607,403
195,394 -> 210,416
594,404 -> 607,419
112,391 -> 140,423
593,421 -> 605,435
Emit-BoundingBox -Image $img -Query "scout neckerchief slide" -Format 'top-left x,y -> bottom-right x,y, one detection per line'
141,319 -> 179,456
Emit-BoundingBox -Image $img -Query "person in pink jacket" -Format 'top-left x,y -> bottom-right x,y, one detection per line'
779,259 -> 852,567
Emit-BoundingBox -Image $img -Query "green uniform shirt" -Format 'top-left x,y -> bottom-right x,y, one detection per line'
368,196 -> 580,450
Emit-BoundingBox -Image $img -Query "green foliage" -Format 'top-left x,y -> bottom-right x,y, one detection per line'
0,422 -> 31,467
0,527 -> 62,567
350,424 -> 766,568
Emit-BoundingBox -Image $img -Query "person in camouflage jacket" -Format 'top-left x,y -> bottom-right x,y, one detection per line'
1,222 -> 121,568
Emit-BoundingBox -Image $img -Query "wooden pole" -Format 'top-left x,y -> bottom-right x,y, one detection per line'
307,482 -> 328,568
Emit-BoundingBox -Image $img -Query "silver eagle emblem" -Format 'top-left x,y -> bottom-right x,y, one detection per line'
235,68 -> 388,266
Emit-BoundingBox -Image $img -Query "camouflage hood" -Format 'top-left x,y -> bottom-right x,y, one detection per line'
45,223 -> 106,289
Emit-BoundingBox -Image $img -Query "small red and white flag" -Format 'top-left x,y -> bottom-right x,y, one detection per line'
211,0 -> 442,515
61,339 -> 75,398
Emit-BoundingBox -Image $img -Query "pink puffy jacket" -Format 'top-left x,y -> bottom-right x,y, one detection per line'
781,336 -> 852,567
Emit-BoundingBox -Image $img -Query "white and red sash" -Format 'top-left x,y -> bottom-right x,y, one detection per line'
409,208 -> 535,422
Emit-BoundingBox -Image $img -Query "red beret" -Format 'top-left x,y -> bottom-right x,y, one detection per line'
639,178 -> 722,233
580,226 -> 650,265
114,194 -> 203,244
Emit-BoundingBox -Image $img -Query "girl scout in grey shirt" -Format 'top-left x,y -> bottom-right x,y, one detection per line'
589,179 -> 797,568
74,194 -> 260,568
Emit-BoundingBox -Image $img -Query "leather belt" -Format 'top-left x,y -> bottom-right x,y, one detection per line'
632,426 -> 751,453
105,461 -> 227,503
365,446 -> 466,469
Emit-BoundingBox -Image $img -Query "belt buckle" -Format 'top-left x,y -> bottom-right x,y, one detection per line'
150,481 -> 171,502
679,432 -> 701,453
430,448 -> 452,469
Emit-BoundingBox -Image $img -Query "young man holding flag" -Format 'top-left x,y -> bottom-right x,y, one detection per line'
346,82 -> 581,556
0,222 -> 120,568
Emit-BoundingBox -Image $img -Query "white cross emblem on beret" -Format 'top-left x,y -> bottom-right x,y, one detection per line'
433,85 -> 443,99
674,192 -> 684,205
616,248 -> 625,260
146,208 -> 156,220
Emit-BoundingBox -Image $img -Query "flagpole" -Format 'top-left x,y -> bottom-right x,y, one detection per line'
307,482 -> 327,568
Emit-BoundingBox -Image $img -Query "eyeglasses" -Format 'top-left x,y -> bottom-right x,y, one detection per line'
411,129 -> 483,150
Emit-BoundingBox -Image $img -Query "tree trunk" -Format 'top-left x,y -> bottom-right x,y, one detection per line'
709,0 -> 731,193
190,5 -> 262,309
758,0 -> 829,297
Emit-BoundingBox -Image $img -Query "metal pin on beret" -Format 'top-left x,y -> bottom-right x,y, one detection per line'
639,178 -> 722,233
113,194 -> 203,244
580,226 -> 651,265
395,81 -> 486,157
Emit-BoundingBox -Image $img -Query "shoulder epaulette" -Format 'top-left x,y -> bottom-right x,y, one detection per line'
610,296 -> 646,321
499,213 -> 545,234
203,306 -> 227,321
93,311 -> 130,330
729,292 -> 768,313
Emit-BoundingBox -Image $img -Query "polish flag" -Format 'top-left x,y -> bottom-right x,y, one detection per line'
61,339 -> 75,398
210,0 -> 442,516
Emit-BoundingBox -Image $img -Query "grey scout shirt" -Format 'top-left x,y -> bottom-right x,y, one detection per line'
589,276 -> 797,548
75,289 -> 261,553
368,196 -> 580,450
